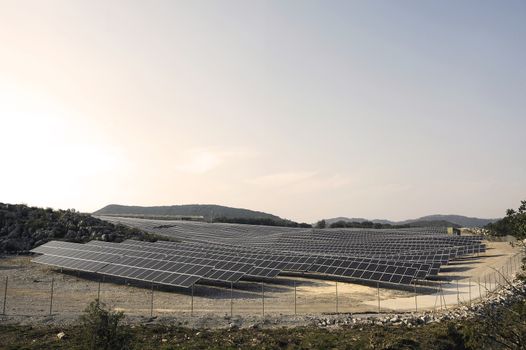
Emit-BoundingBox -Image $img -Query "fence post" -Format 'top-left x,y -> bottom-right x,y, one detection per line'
49,277 -> 54,316
150,284 -> 154,318
478,278 -> 481,299
438,283 -> 443,310
414,282 -> 418,312
97,280 -> 101,303
230,282 -> 233,318
261,282 -> 265,317
377,282 -> 380,314
335,281 -> 339,313
441,284 -> 447,310
294,281 -> 297,315
2,276 -> 7,315
468,278 -> 472,306
456,279 -> 460,305
433,285 -> 440,311
190,284 -> 194,317
493,272 -> 496,291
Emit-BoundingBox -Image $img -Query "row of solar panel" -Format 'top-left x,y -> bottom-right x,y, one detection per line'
31,239 -> 435,287
121,241 -> 440,278
102,219 -> 480,263
98,217 -> 480,270
119,242 -> 438,278
98,217 -> 455,244
126,240 -> 432,279
34,241 -> 265,283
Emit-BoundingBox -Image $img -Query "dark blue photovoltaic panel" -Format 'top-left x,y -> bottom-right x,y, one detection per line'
31,215 -> 486,288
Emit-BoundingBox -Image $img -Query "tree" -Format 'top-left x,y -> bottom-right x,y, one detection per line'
329,220 -> 346,228
315,219 -> 326,229
487,200 -> 526,240
79,300 -> 132,350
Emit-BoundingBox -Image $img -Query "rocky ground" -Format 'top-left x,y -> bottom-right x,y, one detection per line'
1,276 -> 523,331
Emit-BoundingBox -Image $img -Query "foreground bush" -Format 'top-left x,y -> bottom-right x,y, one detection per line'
79,300 -> 132,350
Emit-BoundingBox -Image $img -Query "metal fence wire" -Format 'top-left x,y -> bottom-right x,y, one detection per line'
0,251 -> 524,318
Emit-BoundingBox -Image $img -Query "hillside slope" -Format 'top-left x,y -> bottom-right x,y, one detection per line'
0,203 -> 161,253
402,215 -> 498,227
326,214 -> 498,227
94,204 -> 282,221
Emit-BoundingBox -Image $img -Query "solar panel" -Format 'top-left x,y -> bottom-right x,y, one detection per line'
32,254 -> 109,273
32,215 -> 486,289
97,264 -> 201,288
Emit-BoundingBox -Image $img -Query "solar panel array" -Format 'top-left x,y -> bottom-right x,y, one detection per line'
30,216 -> 486,289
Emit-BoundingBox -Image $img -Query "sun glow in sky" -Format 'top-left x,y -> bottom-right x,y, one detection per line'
1,1 -> 525,222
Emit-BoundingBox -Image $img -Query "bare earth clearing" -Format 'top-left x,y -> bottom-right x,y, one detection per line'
0,241 -> 521,328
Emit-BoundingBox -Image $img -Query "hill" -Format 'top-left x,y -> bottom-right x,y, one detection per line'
406,220 -> 461,228
325,214 -> 497,228
0,203 -> 163,253
93,204 -> 283,221
402,215 -> 498,227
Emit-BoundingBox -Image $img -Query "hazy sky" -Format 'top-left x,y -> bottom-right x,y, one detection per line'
1,1 -> 525,222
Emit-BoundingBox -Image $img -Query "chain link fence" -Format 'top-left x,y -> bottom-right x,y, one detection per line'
1,250 -> 524,318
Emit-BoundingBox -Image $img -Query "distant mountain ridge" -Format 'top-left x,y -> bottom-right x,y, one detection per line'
93,204 -> 283,221
325,215 -> 499,228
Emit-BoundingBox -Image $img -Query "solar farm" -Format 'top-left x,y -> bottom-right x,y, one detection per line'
30,216 -> 486,292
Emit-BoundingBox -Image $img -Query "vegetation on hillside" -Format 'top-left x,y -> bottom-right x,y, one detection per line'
324,220 -> 458,229
94,204 -> 283,222
314,219 -> 327,229
328,220 -> 410,229
212,216 -> 312,228
486,200 -> 526,240
463,290 -> 526,349
0,203 -> 162,253
324,215 -> 496,228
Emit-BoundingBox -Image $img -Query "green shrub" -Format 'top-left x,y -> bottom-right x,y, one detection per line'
79,300 -> 132,350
